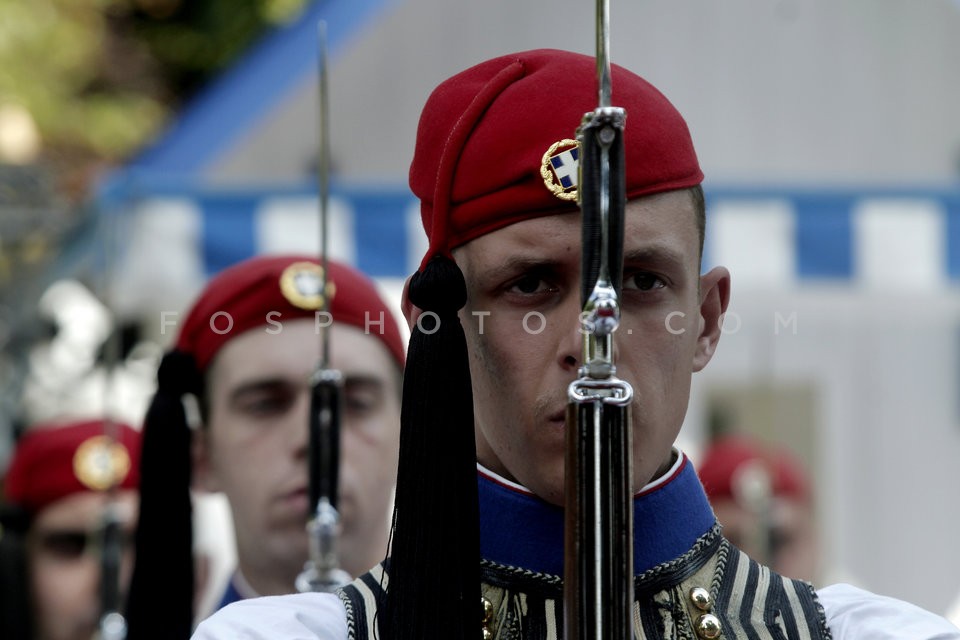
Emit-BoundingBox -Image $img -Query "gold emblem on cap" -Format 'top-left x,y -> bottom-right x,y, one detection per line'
279,261 -> 337,310
540,138 -> 580,202
73,435 -> 131,491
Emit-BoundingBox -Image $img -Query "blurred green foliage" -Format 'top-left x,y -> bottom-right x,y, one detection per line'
0,0 -> 308,194
0,0 -> 309,435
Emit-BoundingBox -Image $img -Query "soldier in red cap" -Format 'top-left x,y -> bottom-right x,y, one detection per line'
1,419 -> 141,640
124,255 -> 405,637
194,50 -> 960,639
698,434 -> 820,584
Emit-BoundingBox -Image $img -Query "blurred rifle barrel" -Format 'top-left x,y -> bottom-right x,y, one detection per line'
297,19 -> 351,594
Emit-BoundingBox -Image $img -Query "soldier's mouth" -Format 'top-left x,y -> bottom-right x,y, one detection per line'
548,410 -> 566,427
280,487 -> 310,513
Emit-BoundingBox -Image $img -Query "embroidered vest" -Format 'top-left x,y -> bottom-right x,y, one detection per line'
339,526 -> 830,639
339,454 -> 831,639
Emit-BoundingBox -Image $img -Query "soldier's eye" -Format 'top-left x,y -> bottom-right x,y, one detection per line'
510,275 -> 546,294
35,530 -> 88,559
623,272 -> 664,291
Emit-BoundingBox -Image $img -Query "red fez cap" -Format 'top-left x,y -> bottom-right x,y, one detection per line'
4,420 -> 142,514
175,255 -> 405,371
409,48 -> 702,266
698,435 -> 811,504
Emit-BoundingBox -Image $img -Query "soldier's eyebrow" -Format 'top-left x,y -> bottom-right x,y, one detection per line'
475,256 -> 565,285
228,377 -> 295,402
622,245 -> 686,271
343,374 -> 386,392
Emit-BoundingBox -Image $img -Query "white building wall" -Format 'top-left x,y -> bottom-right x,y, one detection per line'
215,0 -> 960,186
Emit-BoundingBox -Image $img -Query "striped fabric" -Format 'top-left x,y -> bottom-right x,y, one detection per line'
338,526 -> 831,639
100,182 -> 960,295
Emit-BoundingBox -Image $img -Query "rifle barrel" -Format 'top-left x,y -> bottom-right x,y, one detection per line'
564,1 -> 635,637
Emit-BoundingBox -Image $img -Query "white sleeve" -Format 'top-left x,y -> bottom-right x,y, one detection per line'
191,592 -> 349,640
818,583 -> 960,640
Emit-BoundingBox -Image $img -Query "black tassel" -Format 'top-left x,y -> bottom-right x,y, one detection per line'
383,256 -> 482,639
125,350 -> 199,639
0,507 -> 32,639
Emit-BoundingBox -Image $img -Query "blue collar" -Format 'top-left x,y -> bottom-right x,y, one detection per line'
216,576 -> 245,611
215,570 -> 259,611
478,452 -> 716,577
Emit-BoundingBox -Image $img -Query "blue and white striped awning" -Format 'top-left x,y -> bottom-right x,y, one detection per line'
705,186 -> 960,290
106,179 -> 960,284
101,179 -> 424,279
96,176 -> 424,318
95,177 -> 960,318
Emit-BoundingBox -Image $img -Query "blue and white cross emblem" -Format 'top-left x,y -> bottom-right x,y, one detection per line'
550,147 -> 580,190
540,139 -> 580,201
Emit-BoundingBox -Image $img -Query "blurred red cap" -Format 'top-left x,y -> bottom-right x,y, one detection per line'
4,419 -> 142,514
698,434 -> 811,504
174,255 -> 405,371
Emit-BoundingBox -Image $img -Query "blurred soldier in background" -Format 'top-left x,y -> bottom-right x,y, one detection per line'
697,433 -> 820,584
0,419 -> 141,640
125,254 -> 404,636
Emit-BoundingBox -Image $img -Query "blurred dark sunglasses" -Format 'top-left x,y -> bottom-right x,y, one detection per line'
31,527 -> 135,560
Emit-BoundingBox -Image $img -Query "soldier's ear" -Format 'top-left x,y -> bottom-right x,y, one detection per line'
693,266 -> 731,372
400,274 -> 423,332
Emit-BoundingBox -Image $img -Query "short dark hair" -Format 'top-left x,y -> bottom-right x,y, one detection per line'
690,184 -> 706,264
